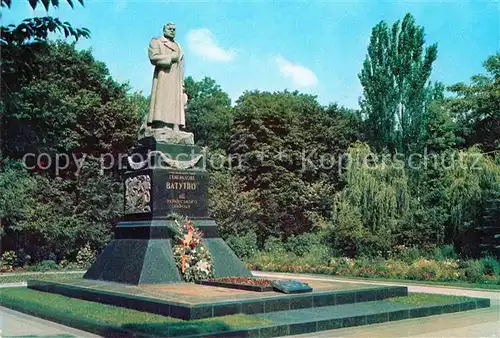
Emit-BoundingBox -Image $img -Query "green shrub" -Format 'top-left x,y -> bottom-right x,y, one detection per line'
285,232 -> 321,256
480,256 -> 500,276
432,245 -> 458,261
15,249 -> 31,267
293,245 -> 330,266
76,244 -> 96,269
58,259 -> 80,270
226,231 -> 258,259
263,236 -> 285,253
392,246 -> 424,263
29,260 -> 59,272
1,251 -> 18,268
464,260 -> 485,282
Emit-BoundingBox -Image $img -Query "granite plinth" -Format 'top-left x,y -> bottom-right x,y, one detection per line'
84,218 -> 252,284
85,141 -> 251,284
127,139 -> 206,170
27,279 -> 407,320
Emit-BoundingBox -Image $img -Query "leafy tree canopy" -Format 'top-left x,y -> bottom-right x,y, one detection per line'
359,13 -> 438,153
1,0 -> 89,46
445,54 -> 500,153
184,76 -> 233,150
1,41 -> 142,160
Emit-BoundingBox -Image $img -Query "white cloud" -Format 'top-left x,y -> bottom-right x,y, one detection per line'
186,28 -> 235,62
275,55 -> 318,88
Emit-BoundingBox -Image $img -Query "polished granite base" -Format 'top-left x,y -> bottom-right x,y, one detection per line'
27,278 -> 490,337
27,278 -> 406,320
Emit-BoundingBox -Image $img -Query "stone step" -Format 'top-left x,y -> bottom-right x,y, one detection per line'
194,296 -> 490,337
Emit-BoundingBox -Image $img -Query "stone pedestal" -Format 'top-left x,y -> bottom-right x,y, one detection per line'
84,138 -> 251,285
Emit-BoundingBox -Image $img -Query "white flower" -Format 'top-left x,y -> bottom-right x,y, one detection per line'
196,260 -> 211,274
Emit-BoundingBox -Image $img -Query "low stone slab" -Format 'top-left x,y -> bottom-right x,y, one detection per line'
191,296 -> 491,337
272,280 -> 312,294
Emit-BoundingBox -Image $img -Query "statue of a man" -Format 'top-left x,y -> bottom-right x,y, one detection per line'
147,23 -> 186,129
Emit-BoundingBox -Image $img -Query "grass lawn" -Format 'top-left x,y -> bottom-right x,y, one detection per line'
0,271 -> 85,284
388,293 -> 470,306
0,287 -> 271,337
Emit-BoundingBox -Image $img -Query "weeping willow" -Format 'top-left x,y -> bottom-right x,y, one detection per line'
332,142 -> 411,255
446,147 -> 500,246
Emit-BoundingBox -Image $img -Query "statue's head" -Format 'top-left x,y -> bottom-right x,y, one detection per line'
163,22 -> 176,40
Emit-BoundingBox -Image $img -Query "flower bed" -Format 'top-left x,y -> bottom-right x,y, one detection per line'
197,277 -> 274,292
246,255 -> 500,287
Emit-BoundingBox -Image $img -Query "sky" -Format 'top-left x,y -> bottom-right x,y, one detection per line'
4,0 -> 499,108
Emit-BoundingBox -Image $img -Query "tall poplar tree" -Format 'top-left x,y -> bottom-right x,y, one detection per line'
359,13 -> 438,153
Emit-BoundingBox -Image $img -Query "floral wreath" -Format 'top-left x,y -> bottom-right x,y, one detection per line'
172,216 -> 214,282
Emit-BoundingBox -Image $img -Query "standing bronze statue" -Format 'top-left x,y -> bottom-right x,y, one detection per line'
141,23 -> 192,143
148,22 -> 186,128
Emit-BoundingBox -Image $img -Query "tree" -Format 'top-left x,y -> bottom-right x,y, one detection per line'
403,100 -> 458,248
229,91 -> 359,241
1,41 -> 142,160
208,170 -> 260,239
0,41 -> 144,260
0,0 -> 89,46
184,76 -> 233,150
359,13 -> 438,153
329,142 -> 411,256
1,0 -> 83,10
1,157 -> 123,260
446,148 -> 500,257
0,0 -> 90,165
446,54 -> 500,153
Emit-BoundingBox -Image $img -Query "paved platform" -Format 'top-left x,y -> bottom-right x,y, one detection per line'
27,278 -> 407,320
31,278 -> 374,304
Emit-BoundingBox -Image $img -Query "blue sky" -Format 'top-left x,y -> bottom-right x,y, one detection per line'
4,0 -> 499,108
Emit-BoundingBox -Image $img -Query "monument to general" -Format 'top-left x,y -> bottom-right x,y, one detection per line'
84,23 -> 251,284
147,22 -> 186,128
27,23 -> 490,335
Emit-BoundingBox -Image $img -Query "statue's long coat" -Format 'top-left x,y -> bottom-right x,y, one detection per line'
147,36 -> 185,126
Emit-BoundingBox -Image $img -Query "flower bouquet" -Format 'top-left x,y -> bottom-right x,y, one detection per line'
173,217 -> 214,282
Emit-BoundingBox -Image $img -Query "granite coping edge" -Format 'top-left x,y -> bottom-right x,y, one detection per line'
184,297 -> 491,338
27,280 -> 408,320
27,279 -> 405,308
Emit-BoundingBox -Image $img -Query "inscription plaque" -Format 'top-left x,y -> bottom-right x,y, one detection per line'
154,169 -> 209,217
